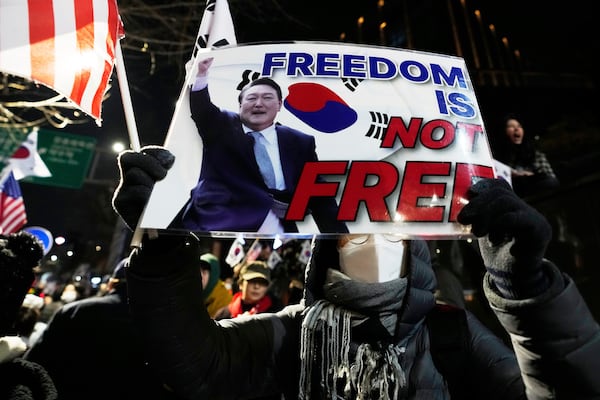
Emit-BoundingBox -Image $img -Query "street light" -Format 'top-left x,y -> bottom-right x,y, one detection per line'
357,16 -> 364,43
112,141 -> 125,153
379,22 -> 387,45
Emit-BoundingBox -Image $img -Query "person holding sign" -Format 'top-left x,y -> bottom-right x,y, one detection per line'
170,57 -> 347,234
112,149 -> 600,400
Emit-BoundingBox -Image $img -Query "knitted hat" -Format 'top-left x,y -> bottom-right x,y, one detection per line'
240,261 -> 271,283
0,232 -> 44,336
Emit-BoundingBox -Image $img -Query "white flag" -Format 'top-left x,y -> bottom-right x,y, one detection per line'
267,250 -> 282,270
493,159 -> 513,187
9,129 -> 51,180
298,240 -> 313,265
194,0 -> 237,53
186,0 -> 237,78
225,238 -> 245,267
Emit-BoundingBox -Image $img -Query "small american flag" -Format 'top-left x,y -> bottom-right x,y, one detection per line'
0,0 -> 123,124
0,171 -> 27,234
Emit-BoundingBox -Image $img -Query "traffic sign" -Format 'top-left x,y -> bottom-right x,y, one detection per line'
23,226 -> 53,255
23,128 -> 96,188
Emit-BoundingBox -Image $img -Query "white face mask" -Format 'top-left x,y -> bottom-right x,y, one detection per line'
60,291 -> 78,303
338,234 -> 407,283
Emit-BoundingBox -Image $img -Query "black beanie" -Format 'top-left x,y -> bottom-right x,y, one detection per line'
0,232 -> 44,336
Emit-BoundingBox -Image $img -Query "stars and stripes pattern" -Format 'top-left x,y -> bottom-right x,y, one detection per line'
0,0 -> 123,123
0,171 -> 27,234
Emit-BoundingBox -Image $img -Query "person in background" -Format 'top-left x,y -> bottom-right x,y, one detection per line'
20,293 -> 47,347
0,231 -> 57,400
25,259 -> 180,400
59,282 -> 85,304
14,305 -> 41,348
112,146 -> 600,399
492,113 -> 560,198
199,253 -> 232,318
37,286 -> 64,325
213,261 -> 281,319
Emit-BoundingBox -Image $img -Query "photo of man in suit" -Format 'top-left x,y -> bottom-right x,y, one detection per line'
169,57 -> 348,234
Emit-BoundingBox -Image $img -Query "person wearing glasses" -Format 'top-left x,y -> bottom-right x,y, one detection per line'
213,261 -> 280,320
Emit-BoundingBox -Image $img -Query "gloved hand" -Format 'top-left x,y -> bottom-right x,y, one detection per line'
457,178 -> 552,299
128,232 -> 199,277
112,146 -> 175,230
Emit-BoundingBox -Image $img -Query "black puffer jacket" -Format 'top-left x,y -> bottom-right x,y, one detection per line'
126,234 -> 599,399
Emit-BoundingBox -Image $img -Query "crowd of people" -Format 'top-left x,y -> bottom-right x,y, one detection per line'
112,150 -> 600,399
3,147 -> 597,400
2,92 -> 598,400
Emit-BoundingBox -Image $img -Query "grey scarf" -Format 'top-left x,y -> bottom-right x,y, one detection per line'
299,269 -> 409,400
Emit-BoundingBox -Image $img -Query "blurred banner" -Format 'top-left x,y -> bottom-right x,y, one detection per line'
141,42 -> 496,238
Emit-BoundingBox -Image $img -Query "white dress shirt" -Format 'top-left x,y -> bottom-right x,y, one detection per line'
193,76 -> 285,233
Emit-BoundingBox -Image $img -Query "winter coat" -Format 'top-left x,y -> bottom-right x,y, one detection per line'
24,287 -> 180,400
205,280 -> 233,319
201,252 -> 232,318
126,234 -> 600,399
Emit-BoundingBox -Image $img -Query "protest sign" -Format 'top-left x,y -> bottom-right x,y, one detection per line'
140,42 -> 496,237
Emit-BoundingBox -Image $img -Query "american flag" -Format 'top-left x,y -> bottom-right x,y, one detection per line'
0,0 -> 123,124
0,171 -> 27,234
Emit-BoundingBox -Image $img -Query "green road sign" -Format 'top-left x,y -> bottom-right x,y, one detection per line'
0,127 -> 97,189
0,127 -> 29,169
28,128 -> 96,188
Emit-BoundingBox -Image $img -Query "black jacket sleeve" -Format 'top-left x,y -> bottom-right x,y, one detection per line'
484,260 -> 600,399
126,234 -> 303,399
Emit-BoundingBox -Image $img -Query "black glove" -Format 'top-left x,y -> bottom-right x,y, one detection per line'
0,231 -> 44,336
112,146 -> 175,230
457,178 -> 552,299
128,232 -> 199,278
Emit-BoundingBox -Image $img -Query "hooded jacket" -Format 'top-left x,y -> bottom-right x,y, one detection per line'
199,253 -> 232,318
126,234 -> 600,399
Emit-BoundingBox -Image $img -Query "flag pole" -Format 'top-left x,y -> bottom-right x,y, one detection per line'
115,40 -> 141,152
114,39 -> 148,247
240,238 -> 260,265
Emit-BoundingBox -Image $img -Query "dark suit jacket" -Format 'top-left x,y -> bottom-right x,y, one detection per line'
173,87 -> 347,233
